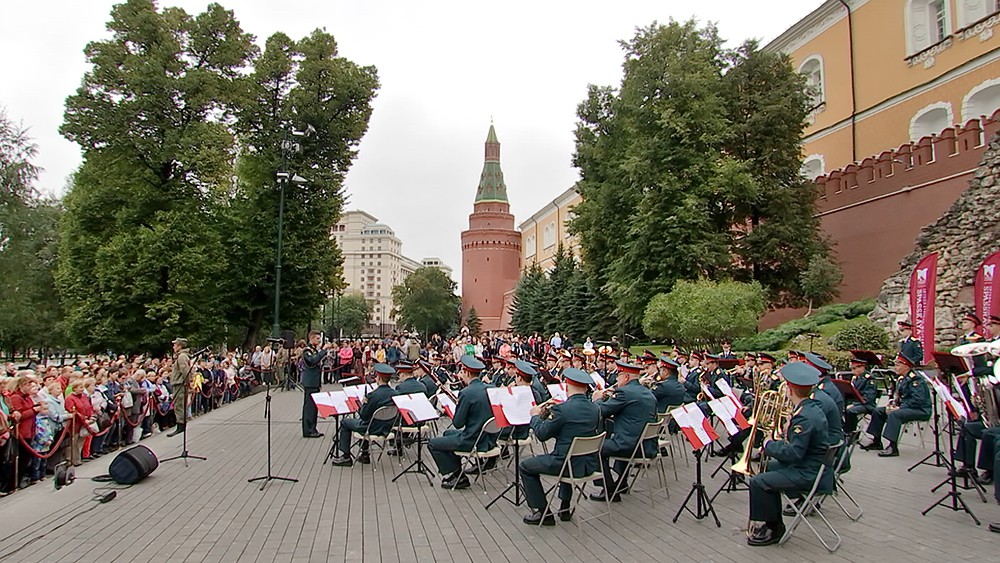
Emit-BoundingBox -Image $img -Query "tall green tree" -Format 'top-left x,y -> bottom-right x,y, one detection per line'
392,267 -> 460,338
465,307 -> 482,337
721,41 -> 831,305
800,254 -> 843,315
571,21 -> 732,329
57,0 -> 255,353
570,22 -> 830,330
510,262 -> 546,335
328,293 -> 373,338
0,109 -> 65,355
56,1 -> 378,353
226,29 -> 378,346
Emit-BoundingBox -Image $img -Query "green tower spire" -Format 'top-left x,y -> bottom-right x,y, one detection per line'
475,123 -> 508,203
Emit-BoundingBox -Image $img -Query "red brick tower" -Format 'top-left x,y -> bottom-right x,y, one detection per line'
461,124 -> 522,331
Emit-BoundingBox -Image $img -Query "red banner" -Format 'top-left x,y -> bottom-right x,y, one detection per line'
975,251 -> 1000,339
909,252 -> 937,364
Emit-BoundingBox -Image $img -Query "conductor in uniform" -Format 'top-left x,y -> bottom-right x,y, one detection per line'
747,362 -> 830,546
520,367 -> 600,525
428,355 -> 495,490
300,331 -> 331,438
167,337 -> 191,437
861,354 -> 931,457
589,360 -> 657,502
331,363 -> 399,466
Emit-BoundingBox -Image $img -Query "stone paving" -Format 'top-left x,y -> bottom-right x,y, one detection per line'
1,387 -> 998,562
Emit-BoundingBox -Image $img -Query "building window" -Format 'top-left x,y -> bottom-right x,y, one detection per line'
525,235 -> 536,258
909,102 -> 953,141
798,56 -> 824,110
962,78 -> 1000,122
907,0 -> 951,54
957,0 -> 997,28
542,222 -> 556,248
800,155 -> 825,180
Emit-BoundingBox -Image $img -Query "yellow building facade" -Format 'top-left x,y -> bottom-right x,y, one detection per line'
771,0 -> 1000,178
518,187 -> 582,271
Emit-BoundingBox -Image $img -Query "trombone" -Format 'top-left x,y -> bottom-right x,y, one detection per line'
732,384 -> 791,476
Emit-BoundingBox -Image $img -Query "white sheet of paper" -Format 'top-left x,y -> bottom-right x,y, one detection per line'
708,397 -> 739,436
590,371 -> 606,390
547,383 -> 567,403
489,386 -> 536,426
436,392 -> 457,417
312,391 -> 353,416
392,393 -> 439,423
716,378 -> 735,398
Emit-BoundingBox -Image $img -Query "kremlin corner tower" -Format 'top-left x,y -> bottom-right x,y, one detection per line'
461,124 -> 521,332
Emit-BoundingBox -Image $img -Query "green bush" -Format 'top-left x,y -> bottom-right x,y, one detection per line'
732,299 -> 876,351
830,319 -> 890,351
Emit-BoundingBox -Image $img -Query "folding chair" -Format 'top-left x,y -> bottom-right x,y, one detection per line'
609,420 -> 669,504
453,417 -> 502,491
656,410 -> 681,479
538,432 -> 609,532
779,441 -> 843,553
351,405 -> 399,471
497,428 -> 537,469
830,431 -> 863,521
900,420 -> 927,449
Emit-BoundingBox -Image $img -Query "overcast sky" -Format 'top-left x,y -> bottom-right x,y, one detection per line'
1,0 -> 820,283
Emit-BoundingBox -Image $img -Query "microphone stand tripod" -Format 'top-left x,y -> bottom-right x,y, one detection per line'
921,411 -> 980,525
248,378 -> 298,491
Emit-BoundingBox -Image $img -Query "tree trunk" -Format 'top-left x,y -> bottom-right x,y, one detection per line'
804,298 -> 814,317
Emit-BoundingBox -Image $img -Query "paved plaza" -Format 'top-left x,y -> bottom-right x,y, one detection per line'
1,388 -> 998,562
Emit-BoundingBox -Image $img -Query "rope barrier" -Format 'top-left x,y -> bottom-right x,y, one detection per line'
16,425 -> 70,460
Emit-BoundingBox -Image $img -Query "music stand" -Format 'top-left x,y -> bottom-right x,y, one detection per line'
671,404 -> 721,526
248,363 -> 298,490
832,379 -> 865,405
908,363 -> 953,472
850,350 -> 884,367
391,393 -> 439,484
486,424 -> 528,509
921,403 -> 980,525
162,349 -> 208,466
717,358 -> 739,371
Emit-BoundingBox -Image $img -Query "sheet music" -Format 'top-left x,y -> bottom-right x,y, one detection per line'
547,383 -> 567,403
590,371 -> 606,390
392,393 -> 440,424
487,386 -> 536,427
436,392 -> 457,418
708,396 -> 749,436
715,378 -> 734,398
312,391 -> 355,417
670,403 -> 718,450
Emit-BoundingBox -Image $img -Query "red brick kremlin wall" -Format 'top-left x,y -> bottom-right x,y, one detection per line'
763,109 -> 1000,328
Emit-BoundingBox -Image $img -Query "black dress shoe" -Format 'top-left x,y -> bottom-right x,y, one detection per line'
859,441 -> 883,451
357,453 -> 371,464
747,523 -> 785,546
386,448 -> 404,456
588,491 -> 621,503
445,476 -> 471,490
949,466 -> 971,478
330,456 -> 353,467
522,509 -> 555,526
303,432 -> 324,438
878,446 -> 899,457
990,522 -> 1000,533
166,425 -> 185,437
557,508 -> 574,522
979,471 -> 994,485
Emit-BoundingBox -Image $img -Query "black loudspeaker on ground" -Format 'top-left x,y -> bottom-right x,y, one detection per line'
109,445 -> 159,485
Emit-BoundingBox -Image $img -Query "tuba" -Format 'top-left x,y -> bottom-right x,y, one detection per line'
732,385 -> 792,476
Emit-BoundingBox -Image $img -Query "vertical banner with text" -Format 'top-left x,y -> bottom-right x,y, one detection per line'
975,251 -> 1000,339
909,252 -> 938,364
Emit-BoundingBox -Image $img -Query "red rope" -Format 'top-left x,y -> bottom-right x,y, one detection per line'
17,425 -> 70,459
120,396 -> 151,428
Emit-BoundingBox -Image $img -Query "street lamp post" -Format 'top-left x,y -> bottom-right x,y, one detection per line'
270,128 -> 309,340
